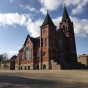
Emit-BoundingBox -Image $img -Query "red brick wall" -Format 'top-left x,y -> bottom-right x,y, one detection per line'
40,25 -> 57,62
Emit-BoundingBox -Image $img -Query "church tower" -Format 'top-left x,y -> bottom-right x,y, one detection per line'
40,12 -> 57,69
60,5 -> 74,37
59,5 -> 77,63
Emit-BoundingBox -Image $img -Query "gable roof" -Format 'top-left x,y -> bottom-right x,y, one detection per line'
62,6 -> 71,22
30,37 -> 40,46
23,35 -> 40,47
19,47 -> 24,52
0,59 -> 15,63
10,55 -> 17,59
41,12 -> 55,27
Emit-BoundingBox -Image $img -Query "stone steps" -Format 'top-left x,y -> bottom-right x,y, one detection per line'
50,60 -> 61,70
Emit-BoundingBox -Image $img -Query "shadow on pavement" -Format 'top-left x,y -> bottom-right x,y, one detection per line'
0,75 -> 58,88
0,74 -> 88,88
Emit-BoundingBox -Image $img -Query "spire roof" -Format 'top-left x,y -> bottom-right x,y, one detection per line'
41,11 -> 55,27
62,5 -> 71,22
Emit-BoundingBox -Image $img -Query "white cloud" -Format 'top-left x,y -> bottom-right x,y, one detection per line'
8,50 -> 18,58
71,17 -> 88,37
20,5 -> 39,13
0,12 -> 41,37
9,0 -> 19,3
10,0 -> 14,3
0,13 -> 88,38
39,0 -> 62,14
38,0 -> 88,15
53,17 -> 62,29
0,13 -> 31,26
26,19 -> 43,37
40,8 -> 47,15
71,0 -> 88,15
0,13 -> 40,37
8,50 -> 18,54
72,5 -> 84,15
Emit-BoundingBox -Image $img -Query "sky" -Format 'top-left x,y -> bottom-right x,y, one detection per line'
0,0 -> 88,58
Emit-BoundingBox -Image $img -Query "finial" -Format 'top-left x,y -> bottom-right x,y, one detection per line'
64,3 -> 66,7
47,10 -> 49,14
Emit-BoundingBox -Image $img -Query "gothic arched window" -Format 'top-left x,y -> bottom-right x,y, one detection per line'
42,38 -> 44,47
26,48 -> 31,60
59,39 -> 63,50
63,25 -> 65,32
45,38 -> 47,46
37,51 -> 40,59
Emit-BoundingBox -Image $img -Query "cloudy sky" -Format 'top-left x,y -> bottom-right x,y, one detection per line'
0,0 -> 88,58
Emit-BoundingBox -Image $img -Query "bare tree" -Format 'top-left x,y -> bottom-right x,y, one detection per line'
0,53 -> 8,61
3,53 -> 8,60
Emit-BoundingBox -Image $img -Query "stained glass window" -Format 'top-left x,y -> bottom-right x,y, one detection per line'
59,39 -> 63,50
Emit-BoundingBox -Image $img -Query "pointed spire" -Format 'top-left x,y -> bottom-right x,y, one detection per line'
41,11 -> 55,27
62,4 -> 71,22
64,3 -> 66,7
47,10 -> 49,14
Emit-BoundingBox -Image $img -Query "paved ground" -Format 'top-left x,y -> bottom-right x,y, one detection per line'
0,70 -> 88,88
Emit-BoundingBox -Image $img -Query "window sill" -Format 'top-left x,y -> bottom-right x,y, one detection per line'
43,56 -> 46,57
25,59 -> 31,60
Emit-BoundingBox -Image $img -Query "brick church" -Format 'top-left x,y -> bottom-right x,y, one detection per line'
15,6 -> 77,70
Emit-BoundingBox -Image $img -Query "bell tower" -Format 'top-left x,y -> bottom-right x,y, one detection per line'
40,11 -> 57,69
60,5 -> 74,38
59,5 -> 77,63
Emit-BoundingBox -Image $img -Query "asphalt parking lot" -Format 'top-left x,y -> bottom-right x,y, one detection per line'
0,70 -> 88,88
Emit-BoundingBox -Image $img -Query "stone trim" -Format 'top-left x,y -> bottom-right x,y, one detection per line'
42,62 -> 49,70
34,63 -> 41,70
15,65 -> 19,70
20,63 -> 33,70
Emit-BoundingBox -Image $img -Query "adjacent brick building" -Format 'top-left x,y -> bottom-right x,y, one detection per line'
77,54 -> 88,66
15,6 -> 77,70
